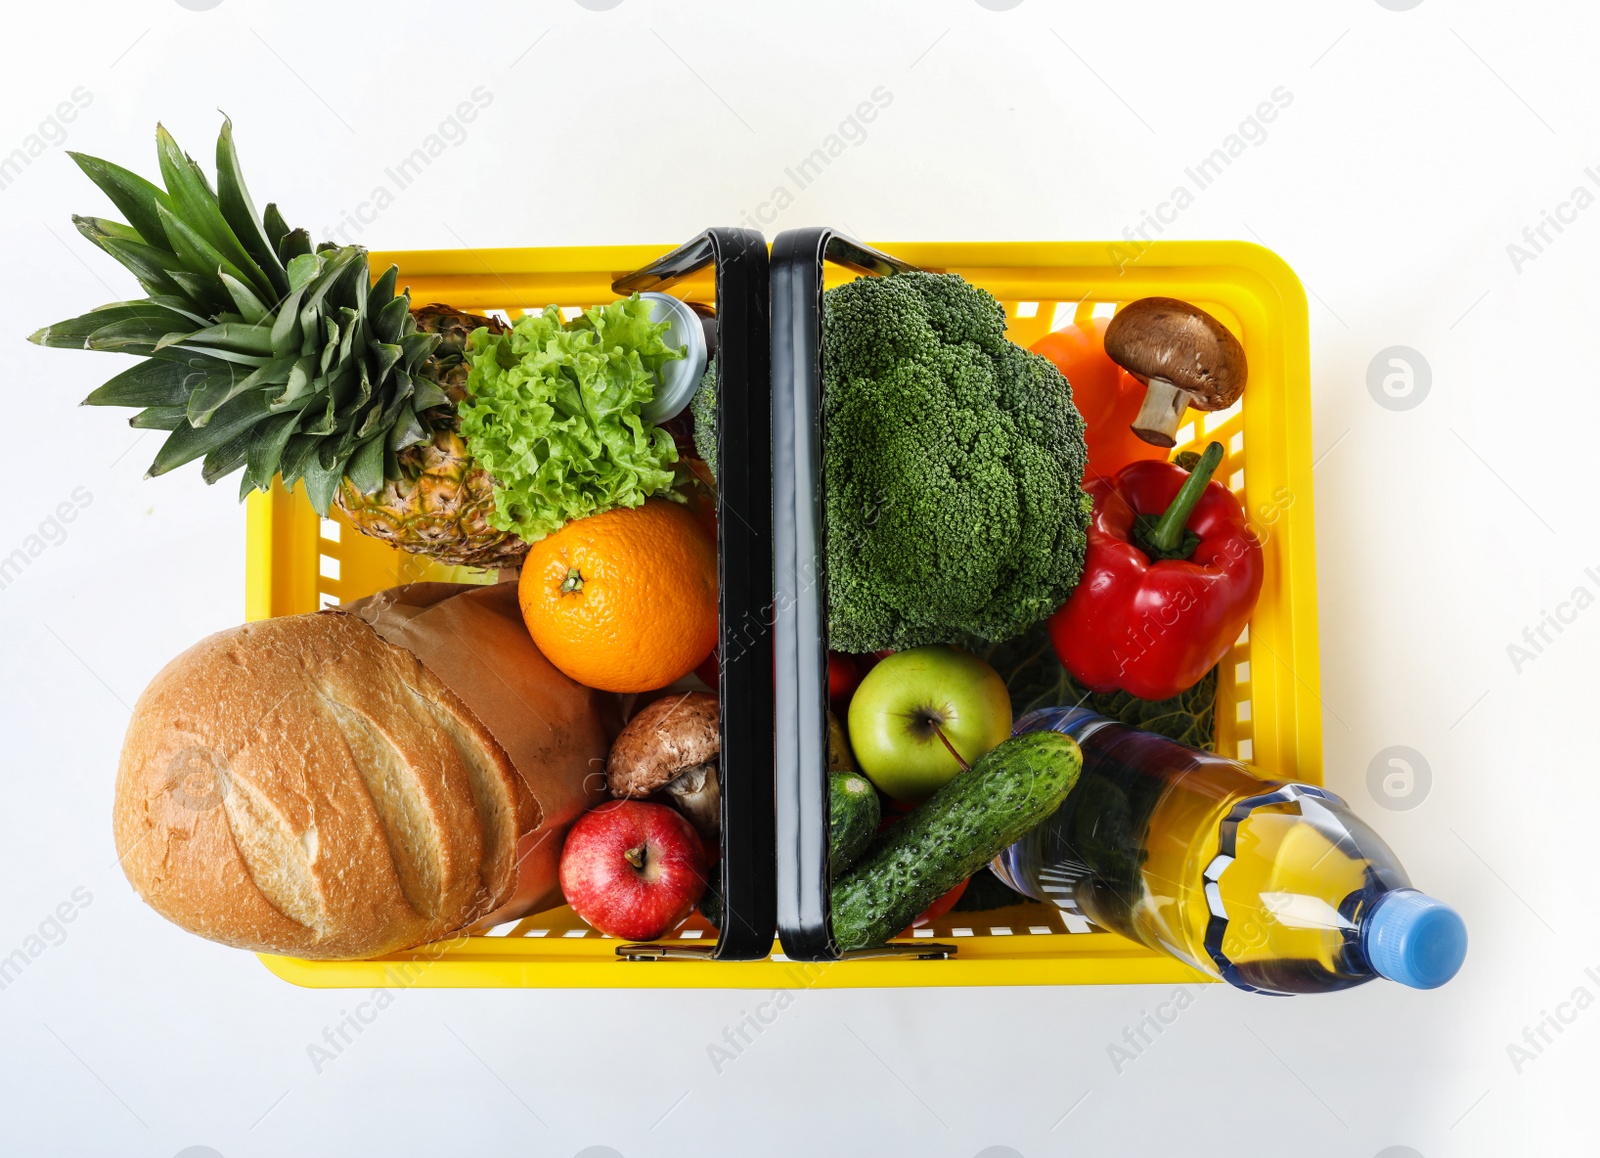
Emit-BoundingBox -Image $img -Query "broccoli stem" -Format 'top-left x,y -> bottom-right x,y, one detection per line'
1143,441 -> 1225,558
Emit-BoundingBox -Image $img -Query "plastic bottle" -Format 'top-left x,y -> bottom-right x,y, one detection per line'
991,708 -> 1466,995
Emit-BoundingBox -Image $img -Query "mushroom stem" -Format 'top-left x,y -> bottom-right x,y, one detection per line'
1131,377 -> 1195,448
662,763 -> 721,847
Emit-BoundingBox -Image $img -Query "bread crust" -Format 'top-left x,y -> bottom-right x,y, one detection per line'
114,611 -> 526,959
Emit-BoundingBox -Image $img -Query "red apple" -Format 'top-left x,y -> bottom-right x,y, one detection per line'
559,800 -> 708,941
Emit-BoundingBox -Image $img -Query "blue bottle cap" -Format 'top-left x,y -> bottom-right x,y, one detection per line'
1362,889 -> 1467,989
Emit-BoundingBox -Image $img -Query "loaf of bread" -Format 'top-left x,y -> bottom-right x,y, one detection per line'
114,587 -> 611,960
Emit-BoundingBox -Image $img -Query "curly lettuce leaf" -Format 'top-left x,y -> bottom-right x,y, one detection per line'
458,297 -> 683,541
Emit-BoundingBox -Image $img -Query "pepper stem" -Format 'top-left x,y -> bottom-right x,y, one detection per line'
1143,441 -> 1225,557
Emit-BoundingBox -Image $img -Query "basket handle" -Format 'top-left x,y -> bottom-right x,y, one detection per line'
770,229 -> 922,962
613,230 -> 776,963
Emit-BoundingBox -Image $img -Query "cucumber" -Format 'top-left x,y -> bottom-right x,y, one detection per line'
830,730 -> 1082,951
829,770 -> 880,880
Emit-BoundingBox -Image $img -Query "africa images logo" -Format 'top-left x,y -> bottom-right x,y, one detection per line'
1367,746 -> 1431,811
1367,347 -> 1430,411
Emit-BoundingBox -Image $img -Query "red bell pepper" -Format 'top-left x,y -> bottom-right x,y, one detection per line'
1048,442 -> 1262,700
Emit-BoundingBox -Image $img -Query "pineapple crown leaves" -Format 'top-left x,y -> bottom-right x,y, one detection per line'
27,118 -> 444,515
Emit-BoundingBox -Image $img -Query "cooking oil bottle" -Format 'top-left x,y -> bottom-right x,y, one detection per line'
992,708 -> 1466,995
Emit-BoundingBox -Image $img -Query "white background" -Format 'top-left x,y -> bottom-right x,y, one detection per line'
1,1 -> 1593,1155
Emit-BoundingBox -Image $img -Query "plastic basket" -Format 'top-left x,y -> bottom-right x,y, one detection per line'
252,239 -> 1317,989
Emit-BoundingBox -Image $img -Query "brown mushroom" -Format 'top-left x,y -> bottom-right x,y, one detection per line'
1103,297 -> 1247,448
606,692 -> 721,846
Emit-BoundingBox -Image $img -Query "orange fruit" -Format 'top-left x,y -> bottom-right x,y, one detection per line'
519,499 -> 719,693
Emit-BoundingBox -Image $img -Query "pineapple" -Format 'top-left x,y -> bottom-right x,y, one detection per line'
28,119 -> 525,568
334,306 -> 526,569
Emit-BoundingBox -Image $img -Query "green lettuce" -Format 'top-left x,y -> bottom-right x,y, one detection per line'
458,296 -> 684,541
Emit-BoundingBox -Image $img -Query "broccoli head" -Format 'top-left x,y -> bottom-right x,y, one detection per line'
689,357 -> 718,482
821,271 -> 1092,652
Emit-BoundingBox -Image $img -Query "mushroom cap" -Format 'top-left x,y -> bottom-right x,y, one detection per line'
607,691 -> 720,797
1103,297 -> 1247,410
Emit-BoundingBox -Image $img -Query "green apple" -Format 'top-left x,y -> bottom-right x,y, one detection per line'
846,645 -> 1012,802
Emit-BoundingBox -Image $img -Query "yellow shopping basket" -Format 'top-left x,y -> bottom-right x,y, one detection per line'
251,238 -> 1317,990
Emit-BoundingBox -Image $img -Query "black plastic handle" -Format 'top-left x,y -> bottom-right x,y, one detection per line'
612,229 -> 774,961
770,229 -> 920,961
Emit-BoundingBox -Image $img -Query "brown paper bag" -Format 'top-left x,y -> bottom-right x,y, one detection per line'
340,581 -> 621,927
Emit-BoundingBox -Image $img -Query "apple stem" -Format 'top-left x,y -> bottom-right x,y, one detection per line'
623,844 -> 647,870
929,722 -> 971,773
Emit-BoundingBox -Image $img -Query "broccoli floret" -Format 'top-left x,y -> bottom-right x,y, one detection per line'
689,357 -> 717,483
821,271 -> 1092,652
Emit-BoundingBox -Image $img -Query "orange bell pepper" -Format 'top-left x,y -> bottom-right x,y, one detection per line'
1031,302 -> 1168,485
